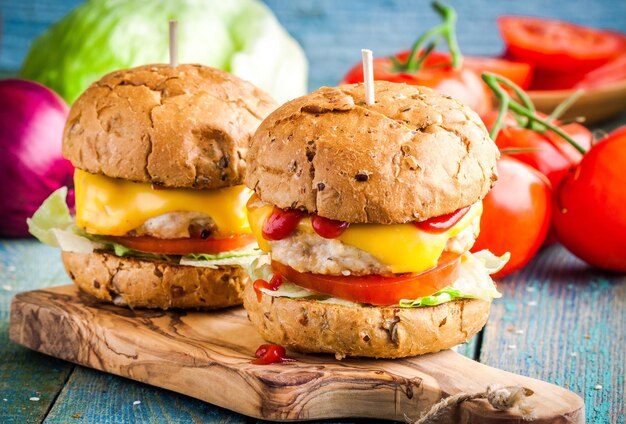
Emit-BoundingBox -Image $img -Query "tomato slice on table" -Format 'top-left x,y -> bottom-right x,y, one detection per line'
498,16 -> 626,72
271,253 -> 461,306
109,233 -> 257,255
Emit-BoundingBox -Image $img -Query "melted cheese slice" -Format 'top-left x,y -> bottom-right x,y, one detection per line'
247,200 -> 482,274
75,170 -> 252,236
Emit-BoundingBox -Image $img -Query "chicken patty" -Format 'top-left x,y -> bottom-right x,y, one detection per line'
270,218 -> 479,276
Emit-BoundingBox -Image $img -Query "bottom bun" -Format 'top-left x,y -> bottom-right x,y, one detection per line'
62,251 -> 248,309
243,284 -> 491,358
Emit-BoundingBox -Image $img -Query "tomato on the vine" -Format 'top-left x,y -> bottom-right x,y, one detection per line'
553,127 -> 626,272
340,2 -> 499,117
482,111 -> 592,190
472,156 -> 552,278
341,51 -> 492,117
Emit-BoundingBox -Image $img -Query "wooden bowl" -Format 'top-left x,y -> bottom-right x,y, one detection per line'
528,80 -> 626,125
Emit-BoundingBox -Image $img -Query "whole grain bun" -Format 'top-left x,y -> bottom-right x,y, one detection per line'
62,251 -> 248,309
243,284 -> 490,358
246,81 -> 498,223
63,64 -> 277,189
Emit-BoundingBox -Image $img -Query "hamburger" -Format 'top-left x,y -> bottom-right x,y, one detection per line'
28,64 -> 277,309
243,81 -> 507,358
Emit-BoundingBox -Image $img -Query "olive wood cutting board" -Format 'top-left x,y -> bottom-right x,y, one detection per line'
9,285 -> 584,423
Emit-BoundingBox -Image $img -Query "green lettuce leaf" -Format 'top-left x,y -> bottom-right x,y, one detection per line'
20,0 -> 307,103
27,187 -> 74,246
249,251 -> 507,309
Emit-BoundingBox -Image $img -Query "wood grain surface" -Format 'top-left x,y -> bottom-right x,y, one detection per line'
10,284 -> 583,423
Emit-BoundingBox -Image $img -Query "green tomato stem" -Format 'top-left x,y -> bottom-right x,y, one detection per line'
547,89 -> 584,123
396,2 -> 462,73
481,73 -> 587,154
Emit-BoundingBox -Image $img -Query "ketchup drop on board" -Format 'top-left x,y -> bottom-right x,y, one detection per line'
251,344 -> 295,365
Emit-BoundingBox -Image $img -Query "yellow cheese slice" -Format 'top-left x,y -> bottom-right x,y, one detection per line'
74,169 -> 252,236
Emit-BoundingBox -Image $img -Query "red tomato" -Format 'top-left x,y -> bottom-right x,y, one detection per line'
498,16 -> 626,72
482,111 -> 593,190
472,156 -> 552,278
463,56 -> 534,89
109,233 -> 257,255
271,254 -> 460,306
552,127 -> 626,272
341,51 -> 492,117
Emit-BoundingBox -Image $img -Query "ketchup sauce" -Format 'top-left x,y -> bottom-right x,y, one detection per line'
311,215 -> 350,238
262,207 -> 350,241
414,206 -> 471,233
262,207 -> 304,240
252,274 -> 283,302
251,344 -> 295,365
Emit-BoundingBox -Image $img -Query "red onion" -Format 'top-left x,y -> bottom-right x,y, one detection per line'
0,79 -> 74,237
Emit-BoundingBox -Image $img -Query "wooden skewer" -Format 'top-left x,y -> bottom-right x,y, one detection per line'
361,49 -> 375,105
169,20 -> 178,67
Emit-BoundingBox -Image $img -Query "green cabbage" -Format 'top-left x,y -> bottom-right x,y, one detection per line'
21,0 -> 307,104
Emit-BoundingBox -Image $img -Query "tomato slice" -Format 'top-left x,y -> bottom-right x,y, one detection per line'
498,16 -> 626,72
109,233 -> 257,255
271,253 -> 461,306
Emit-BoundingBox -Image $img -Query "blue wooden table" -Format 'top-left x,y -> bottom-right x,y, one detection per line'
1,1 -> 625,423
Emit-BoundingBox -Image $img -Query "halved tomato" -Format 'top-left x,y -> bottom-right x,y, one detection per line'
498,16 -> 626,72
110,233 -> 257,255
271,253 -> 461,306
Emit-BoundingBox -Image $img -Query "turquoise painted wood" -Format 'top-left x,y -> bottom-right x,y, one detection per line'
1,0 -> 625,90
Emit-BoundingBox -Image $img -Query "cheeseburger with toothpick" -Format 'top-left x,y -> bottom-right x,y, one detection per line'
243,81 -> 506,358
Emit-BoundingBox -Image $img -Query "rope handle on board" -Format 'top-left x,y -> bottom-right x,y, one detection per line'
405,384 -> 536,423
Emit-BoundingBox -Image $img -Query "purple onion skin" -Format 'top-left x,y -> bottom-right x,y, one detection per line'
0,79 -> 74,237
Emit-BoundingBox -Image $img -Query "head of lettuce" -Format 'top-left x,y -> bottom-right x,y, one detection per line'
20,0 -> 307,104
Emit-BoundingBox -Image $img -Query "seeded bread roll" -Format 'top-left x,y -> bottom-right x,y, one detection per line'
243,284 -> 491,359
63,64 -> 277,189
62,251 -> 248,309
245,81 -> 498,223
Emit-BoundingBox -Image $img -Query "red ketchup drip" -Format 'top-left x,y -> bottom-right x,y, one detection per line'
262,207 -> 304,240
414,206 -> 471,233
251,344 -> 295,365
252,274 -> 283,302
311,215 -> 350,238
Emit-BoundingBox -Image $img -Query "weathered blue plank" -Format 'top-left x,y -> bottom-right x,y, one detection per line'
44,367 -> 248,424
0,241 -> 74,424
481,245 -> 626,424
1,0 -> 625,90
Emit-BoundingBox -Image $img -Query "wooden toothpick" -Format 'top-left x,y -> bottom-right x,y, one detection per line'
361,49 -> 375,105
169,20 -> 178,67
